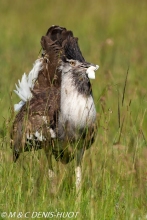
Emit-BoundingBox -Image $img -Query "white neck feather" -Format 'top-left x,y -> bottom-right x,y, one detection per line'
14,58 -> 43,112
60,72 -> 96,128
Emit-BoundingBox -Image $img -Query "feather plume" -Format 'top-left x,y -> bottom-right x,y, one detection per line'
14,59 -> 43,111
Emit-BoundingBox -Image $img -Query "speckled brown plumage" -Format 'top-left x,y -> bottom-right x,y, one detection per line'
11,26 -> 98,194
11,25 -> 88,162
11,87 -> 60,160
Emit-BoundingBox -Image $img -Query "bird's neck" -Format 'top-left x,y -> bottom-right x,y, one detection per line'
62,71 -> 92,97
59,71 -> 96,131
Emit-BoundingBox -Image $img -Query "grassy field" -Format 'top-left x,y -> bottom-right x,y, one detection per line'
1,0 -> 147,219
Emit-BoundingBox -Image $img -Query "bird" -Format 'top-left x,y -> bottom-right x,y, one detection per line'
11,25 -> 99,194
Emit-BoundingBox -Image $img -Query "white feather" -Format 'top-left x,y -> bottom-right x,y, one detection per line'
14,101 -> 25,112
60,72 -> 97,129
34,131 -> 46,141
42,116 -> 56,138
86,65 -> 99,79
14,59 -> 43,111
49,128 -> 56,138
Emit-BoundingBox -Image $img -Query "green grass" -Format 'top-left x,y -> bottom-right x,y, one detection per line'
1,0 -> 147,219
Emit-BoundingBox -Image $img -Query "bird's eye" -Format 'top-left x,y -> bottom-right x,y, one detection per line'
70,61 -> 75,66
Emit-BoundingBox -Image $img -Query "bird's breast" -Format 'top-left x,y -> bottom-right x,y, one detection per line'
59,77 -> 96,131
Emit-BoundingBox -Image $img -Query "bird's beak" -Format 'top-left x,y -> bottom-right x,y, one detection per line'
86,64 -> 99,79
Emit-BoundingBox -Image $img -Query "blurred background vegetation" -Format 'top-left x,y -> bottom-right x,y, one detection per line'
1,0 -> 147,219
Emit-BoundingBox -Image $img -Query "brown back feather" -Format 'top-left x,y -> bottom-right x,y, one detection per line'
34,25 -> 85,91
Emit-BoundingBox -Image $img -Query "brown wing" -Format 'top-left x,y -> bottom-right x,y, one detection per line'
11,87 -> 60,161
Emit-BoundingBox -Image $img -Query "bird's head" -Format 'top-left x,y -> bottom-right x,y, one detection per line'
39,25 -> 99,89
59,57 -> 99,80
59,57 -> 99,96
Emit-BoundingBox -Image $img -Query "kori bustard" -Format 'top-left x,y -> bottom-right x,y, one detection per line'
11,25 -> 99,193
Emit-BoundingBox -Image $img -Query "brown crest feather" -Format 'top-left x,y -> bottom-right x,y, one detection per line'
34,25 -> 85,91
